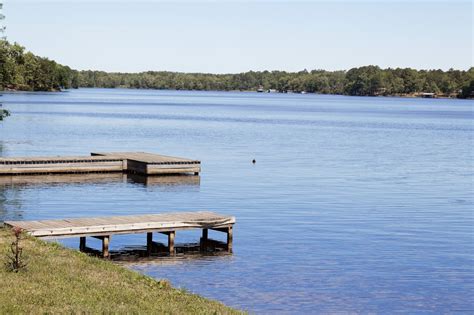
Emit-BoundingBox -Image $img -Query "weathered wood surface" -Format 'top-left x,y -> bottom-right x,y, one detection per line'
0,156 -> 123,174
91,152 -> 200,164
0,156 -> 122,163
93,152 -> 201,175
0,162 -> 123,175
4,211 -> 235,239
0,152 -> 201,176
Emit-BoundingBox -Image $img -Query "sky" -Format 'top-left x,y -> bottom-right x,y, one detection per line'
1,0 -> 472,73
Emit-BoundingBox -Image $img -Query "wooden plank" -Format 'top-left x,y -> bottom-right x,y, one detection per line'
0,156 -> 123,163
146,167 -> 200,175
52,224 -> 232,239
0,161 -> 123,174
91,152 -> 199,164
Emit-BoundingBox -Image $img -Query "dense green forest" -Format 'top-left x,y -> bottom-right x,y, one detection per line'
1,41 -> 473,98
0,41 -> 78,91
78,67 -> 474,98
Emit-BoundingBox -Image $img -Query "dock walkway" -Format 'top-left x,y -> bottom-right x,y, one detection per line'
5,211 -> 235,258
0,152 -> 200,176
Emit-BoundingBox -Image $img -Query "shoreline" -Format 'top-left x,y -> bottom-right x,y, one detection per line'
1,87 -> 469,100
0,227 -> 241,314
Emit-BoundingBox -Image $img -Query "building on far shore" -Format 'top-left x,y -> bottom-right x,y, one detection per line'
420,92 -> 436,98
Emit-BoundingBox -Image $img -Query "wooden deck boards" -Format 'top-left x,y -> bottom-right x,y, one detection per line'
91,152 -> 200,164
0,156 -> 123,163
4,211 -> 235,239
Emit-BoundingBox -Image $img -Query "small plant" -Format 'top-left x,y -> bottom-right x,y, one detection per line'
5,227 -> 27,272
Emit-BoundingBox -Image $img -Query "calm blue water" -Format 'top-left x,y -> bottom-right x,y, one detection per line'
0,89 -> 473,313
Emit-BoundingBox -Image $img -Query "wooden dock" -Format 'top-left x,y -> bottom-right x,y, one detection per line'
0,152 -> 200,176
4,211 -> 235,258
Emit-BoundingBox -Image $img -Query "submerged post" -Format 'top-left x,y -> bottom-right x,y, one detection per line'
102,235 -> 110,258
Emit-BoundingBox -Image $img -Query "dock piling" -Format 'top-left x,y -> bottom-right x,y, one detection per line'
147,232 -> 153,255
102,236 -> 110,258
79,237 -> 86,251
227,226 -> 233,251
168,231 -> 175,255
200,228 -> 209,251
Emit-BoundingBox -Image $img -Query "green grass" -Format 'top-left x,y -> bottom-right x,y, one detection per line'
0,228 -> 242,314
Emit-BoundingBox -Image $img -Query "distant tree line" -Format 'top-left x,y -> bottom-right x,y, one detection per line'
1,41 -> 473,98
77,67 -> 474,98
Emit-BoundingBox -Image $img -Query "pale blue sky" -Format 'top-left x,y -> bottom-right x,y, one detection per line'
2,1 -> 472,73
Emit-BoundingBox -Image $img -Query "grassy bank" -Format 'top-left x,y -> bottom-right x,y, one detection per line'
0,228 -> 241,314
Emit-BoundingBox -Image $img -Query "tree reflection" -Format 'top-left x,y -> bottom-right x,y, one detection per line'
0,94 -> 9,121
0,100 -> 23,223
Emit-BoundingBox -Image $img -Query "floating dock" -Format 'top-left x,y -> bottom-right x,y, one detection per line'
0,152 -> 200,176
5,211 -> 235,258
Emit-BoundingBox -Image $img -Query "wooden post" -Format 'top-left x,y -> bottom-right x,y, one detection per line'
168,231 -> 175,255
200,228 -> 208,252
147,232 -> 153,255
102,235 -> 110,258
227,226 -> 233,252
79,237 -> 86,251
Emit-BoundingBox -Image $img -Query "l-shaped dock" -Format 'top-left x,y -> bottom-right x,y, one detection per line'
0,152 -> 200,176
5,211 -> 235,258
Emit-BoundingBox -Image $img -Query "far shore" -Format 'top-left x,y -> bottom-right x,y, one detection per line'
1,87 -> 470,101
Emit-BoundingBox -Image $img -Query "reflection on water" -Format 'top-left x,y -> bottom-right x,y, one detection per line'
0,141 -> 24,222
0,89 -> 473,313
127,174 -> 200,187
0,173 -> 124,187
104,239 -> 230,263
0,172 -> 201,223
0,173 -> 200,188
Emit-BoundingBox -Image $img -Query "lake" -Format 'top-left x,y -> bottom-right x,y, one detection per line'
0,89 -> 473,313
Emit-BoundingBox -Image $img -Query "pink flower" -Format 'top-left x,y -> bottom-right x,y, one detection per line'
12,226 -> 23,237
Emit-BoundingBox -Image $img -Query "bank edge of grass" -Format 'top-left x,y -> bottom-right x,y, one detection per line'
0,228 -> 242,314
